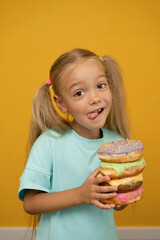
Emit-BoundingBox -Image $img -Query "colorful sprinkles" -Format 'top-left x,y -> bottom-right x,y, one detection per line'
97,139 -> 143,155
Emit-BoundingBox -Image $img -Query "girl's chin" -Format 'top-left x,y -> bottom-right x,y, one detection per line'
72,116 -> 107,131
73,123 -> 105,138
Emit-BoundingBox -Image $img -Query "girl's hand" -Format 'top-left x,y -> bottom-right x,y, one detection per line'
79,168 -> 118,209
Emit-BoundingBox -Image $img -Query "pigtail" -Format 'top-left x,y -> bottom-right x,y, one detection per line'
26,83 -> 70,157
26,83 -> 71,237
102,56 -> 131,139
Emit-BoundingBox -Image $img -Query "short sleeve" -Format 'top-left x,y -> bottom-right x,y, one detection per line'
18,132 -> 53,201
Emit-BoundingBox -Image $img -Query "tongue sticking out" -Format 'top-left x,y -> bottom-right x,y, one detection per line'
87,111 -> 99,120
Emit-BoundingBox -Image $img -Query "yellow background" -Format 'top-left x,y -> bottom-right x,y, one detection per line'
0,0 -> 160,227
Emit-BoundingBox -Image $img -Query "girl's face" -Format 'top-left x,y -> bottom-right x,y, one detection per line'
55,59 -> 112,139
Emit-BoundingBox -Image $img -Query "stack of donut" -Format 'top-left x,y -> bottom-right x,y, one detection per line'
97,139 -> 146,205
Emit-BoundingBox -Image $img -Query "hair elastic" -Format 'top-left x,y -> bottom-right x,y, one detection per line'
46,79 -> 52,85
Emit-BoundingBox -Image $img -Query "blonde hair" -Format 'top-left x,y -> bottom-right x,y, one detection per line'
27,48 -> 130,155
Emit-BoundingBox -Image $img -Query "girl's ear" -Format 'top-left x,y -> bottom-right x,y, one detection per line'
53,95 -> 67,113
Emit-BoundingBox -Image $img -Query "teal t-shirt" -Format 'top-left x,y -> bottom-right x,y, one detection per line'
18,127 -> 122,240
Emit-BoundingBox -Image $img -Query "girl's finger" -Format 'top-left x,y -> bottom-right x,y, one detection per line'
87,167 -> 100,179
95,192 -> 117,201
96,185 -> 117,193
115,205 -> 121,208
93,175 -> 110,184
93,200 -> 115,209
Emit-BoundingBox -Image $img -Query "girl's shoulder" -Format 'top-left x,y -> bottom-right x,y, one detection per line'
26,129 -> 64,170
102,127 -> 123,142
30,129 -> 62,153
37,128 -> 62,141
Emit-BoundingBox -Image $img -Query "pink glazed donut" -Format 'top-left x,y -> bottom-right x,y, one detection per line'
101,187 -> 144,205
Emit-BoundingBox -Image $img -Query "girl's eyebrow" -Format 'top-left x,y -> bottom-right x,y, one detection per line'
69,81 -> 82,90
98,74 -> 107,79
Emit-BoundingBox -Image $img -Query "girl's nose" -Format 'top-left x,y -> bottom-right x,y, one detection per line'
88,91 -> 101,105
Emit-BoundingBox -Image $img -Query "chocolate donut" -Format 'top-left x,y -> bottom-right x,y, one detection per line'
97,139 -> 143,163
99,173 -> 143,193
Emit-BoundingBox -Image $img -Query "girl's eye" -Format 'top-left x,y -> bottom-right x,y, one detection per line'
74,90 -> 84,97
98,83 -> 106,89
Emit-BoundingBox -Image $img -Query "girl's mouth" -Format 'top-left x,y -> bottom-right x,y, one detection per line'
87,108 -> 104,120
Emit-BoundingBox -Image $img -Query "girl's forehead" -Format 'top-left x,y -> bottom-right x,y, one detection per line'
60,59 -> 105,85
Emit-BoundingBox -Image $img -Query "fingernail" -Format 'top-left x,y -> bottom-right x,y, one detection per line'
112,192 -> 117,197
105,176 -> 110,181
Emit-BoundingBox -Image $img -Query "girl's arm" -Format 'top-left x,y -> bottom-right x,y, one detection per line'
23,187 -> 83,214
23,168 -> 118,215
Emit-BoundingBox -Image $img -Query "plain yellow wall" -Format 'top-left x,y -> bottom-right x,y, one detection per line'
0,0 -> 160,227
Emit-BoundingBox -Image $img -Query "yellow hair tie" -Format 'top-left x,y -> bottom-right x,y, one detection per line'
49,85 -> 73,123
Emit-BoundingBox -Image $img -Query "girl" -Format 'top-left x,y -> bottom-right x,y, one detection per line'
18,48 -> 130,240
